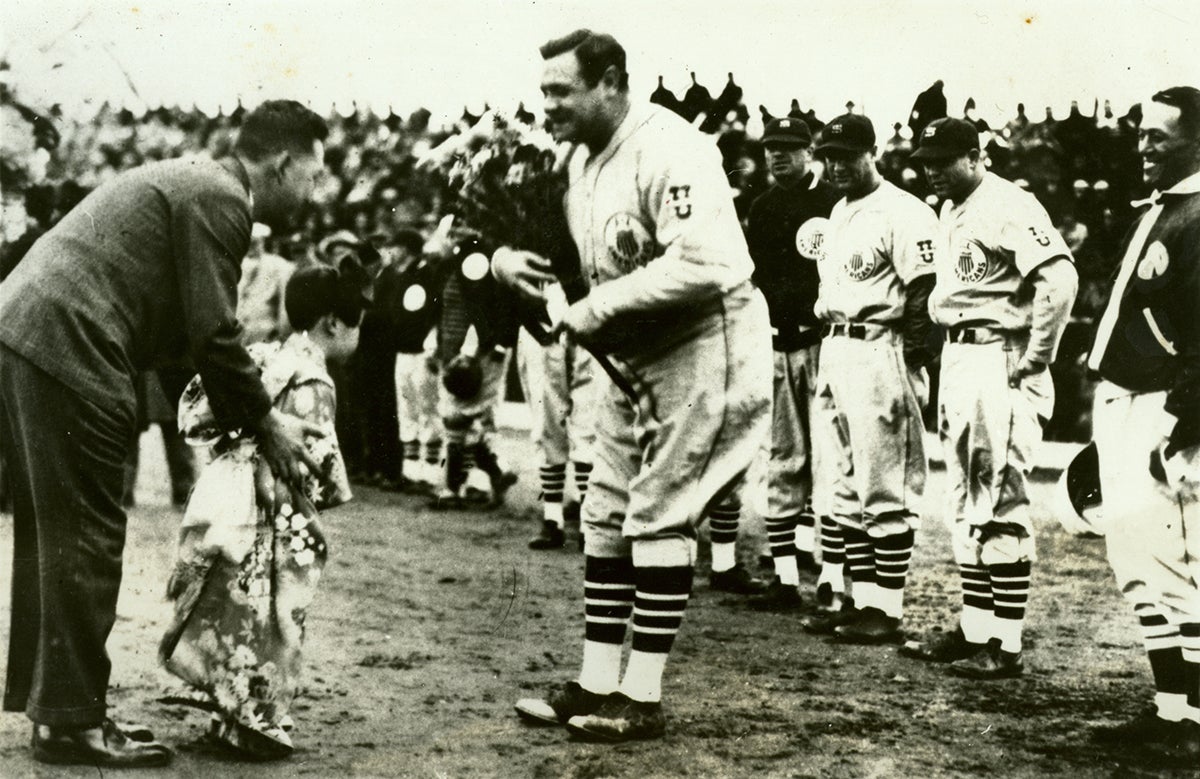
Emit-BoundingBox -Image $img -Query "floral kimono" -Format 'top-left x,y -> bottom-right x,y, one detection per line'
160,333 -> 351,759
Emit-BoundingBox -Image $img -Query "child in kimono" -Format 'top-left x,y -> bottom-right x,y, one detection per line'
160,261 -> 367,759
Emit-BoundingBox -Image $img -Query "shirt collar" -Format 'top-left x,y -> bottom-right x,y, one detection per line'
1131,168 -> 1200,208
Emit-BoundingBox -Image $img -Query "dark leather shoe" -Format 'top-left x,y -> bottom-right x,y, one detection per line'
32,719 -> 172,767
709,564 -> 767,594
948,638 -> 1024,679
528,520 -> 566,550
832,607 -> 903,644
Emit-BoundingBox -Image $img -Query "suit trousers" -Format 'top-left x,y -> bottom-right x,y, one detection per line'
0,344 -> 135,726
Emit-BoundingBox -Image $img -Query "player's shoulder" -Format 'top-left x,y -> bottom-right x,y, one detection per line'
980,171 -> 1045,212
636,104 -> 715,157
880,180 -> 936,219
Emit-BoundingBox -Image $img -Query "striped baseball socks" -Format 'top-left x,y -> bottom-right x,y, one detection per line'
817,516 -> 847,603
765,515 -> 800,586
959,564 -> 993,645
573,461 -> 593,506
875,529 -> 914,619
1140,605 -> 1200,723
619,564 -> 693,703
844,528 -> 878,611
989,561 -> 1031,653
540,462 -> 567,525
579,556 -> 635,694
707,496 -> 740,573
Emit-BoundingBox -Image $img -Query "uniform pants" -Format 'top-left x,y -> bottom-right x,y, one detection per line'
761,344 -> 820,519
939,341 -> 1049,564
0,345 -> 135,727
583,287 -> 771,566
815,332 -> 925,536
1093,382 -> 1200,624
515,328 -> 596,469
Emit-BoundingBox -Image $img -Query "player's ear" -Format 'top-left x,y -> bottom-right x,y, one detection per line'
600,64 -> 621,92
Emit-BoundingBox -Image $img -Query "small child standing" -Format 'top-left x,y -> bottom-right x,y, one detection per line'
160,263 -> 367,759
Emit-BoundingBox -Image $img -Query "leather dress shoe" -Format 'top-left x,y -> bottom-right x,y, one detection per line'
32,718 -> 172,767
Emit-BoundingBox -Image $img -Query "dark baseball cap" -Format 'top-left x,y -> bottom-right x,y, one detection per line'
762,117 -> 812,146
815,113 -> 875,155
911,117 -> 979,161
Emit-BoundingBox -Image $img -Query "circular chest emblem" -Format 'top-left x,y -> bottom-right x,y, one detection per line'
402,283 -> 427,311
1137,241 -> 1169,281
461,252 -> 490,281
843,248 -> 877,281
954,241 -> 988,284
795,217 -> 828,261
604,213 -> 655,272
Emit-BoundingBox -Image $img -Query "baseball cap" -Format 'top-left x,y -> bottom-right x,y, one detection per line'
815,114 -> 875,155
761,117 -> 812,147
910,117 -> 979,161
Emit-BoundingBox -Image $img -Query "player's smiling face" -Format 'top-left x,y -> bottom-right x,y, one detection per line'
822,149 -> 876,198
541,52 -> 606,147
1139,100 -> 1200,190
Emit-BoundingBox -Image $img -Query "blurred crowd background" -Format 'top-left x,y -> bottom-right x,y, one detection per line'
2,69 -> 1147,452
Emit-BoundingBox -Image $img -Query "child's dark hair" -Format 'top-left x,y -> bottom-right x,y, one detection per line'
285,263 -> 369,331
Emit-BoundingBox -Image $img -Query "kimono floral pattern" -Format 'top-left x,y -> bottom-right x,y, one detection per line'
160,334 -> 350,759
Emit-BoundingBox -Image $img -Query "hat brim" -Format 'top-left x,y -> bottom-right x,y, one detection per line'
814,141 -> 870,156
910,146 -> 970,161
762,135 -> 810,147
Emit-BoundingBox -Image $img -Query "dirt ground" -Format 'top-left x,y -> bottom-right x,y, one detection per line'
1,428 -> 1196,779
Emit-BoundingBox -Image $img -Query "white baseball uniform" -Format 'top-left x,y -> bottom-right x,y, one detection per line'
813,179 -> 935,536
564,101 -> 772,567
929,171 -> 1073,565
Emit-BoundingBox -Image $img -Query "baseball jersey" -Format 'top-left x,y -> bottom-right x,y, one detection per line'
1090,171 -> 1200,453
745,172 -> 840,349
564,102 -> 753,333
929,172 -> 1072,331
814,180 -> 937,325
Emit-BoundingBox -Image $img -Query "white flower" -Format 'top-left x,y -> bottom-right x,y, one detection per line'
232,645 -> 258,669
293,549 -> 315,567
290,514 -> 307,531
274,516 -> 290,532
290,536 -> 306,553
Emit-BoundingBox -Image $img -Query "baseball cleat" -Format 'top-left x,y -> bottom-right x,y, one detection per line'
709,564 -> 767,595
528,520 -> 566,550
831,606 -> 903,644
747,578 -> 805,611
948,638 -> 1024,679
900,626 -> 984,663
514,681 -> 609,726
565,692 -> 665,743
802,604 -> 861,635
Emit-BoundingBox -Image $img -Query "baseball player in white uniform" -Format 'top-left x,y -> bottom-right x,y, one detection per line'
516,324 -> 596,549
1085,87 -> 1200,761
903,117 -> 1077,680
496,30 -> 770,742
803,113 -> 937,645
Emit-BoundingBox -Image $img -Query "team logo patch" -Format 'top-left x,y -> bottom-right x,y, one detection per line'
667,185 -> 692,219
916,239 -> 935,264
795,217 -> 828,260
604,212 -> 655,272
402,284 -> 427,312
954,241 -> 988,284
844,248 -> 877,281
1137,241 -> 1169,281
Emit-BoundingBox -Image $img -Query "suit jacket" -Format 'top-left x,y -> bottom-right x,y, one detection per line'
0,156 -> 271,429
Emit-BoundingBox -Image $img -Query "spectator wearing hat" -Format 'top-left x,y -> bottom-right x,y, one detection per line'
802,113 -> 937,644
736,117 -> 841,610
903,116 -> 1076,679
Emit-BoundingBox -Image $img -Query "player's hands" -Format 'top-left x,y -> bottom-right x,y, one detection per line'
1008,355 -> 1047,387
551,299 -> 605,344
255,408 -> 326,512
491,246 -> 555,302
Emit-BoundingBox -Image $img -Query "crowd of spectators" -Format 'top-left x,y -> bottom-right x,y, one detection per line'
2,73 -> 1151,444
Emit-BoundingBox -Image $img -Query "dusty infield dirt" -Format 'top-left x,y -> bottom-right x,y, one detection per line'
0,428 -> 1196,778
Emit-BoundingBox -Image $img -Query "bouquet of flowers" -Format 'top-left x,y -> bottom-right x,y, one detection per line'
421,112 -> 588,316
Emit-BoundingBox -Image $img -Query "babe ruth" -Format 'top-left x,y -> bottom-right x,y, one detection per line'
494,29 -> 771,742
801,113 -> 936,645
1085,87 -> 1200,760
900,118 -> 1077,680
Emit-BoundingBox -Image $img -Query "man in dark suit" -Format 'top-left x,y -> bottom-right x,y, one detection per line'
0,99 -> 329,768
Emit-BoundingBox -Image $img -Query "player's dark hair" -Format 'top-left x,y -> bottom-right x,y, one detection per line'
1151,86 -> 1200,139
234,99 -> 329,162
393,228 -> 426,256
540,29 -> 629,92
285,264 -> 367,331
